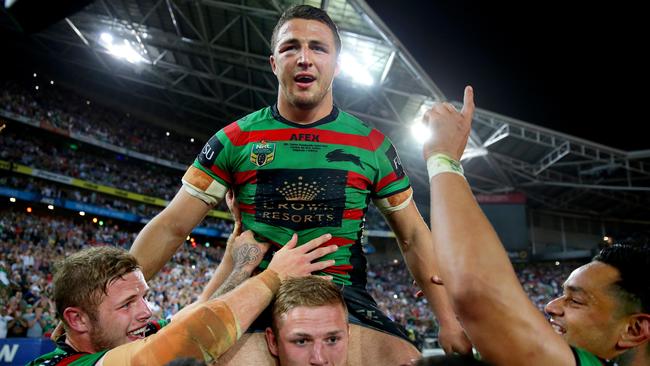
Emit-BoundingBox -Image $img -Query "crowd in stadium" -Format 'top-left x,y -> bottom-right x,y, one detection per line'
0,207 -> 578,347
1,80 -> 196,163
1,79 -> 391,234
0,78 -> 585,347
0,77 -> 603,352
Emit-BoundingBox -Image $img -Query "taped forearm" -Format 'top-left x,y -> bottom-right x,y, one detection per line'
103,301 -> 238,365
102,270 -> 281,366
220,269 -> 280,332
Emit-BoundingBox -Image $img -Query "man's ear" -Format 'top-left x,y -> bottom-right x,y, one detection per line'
62,307 -> 90,333
270,55 -> 277,75
617,313 -> 650,349
265,326 -> 280,357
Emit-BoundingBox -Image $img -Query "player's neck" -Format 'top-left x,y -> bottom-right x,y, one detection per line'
613,346 -> 650,366
276,94 -> 334,124
66,333 -> 97,354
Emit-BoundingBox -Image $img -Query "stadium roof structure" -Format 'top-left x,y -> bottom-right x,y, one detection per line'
2,0 -> 649,222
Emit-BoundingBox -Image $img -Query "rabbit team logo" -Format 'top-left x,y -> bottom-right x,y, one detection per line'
250,141 -> 276,167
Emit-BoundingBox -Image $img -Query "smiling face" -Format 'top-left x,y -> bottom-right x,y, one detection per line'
86,270 -> 153,351
266,304 -> 349,366
544,261 -> 628,358
270,18 -> 340,120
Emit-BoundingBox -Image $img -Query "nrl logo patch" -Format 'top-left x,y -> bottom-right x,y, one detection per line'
250,141 -> 276,167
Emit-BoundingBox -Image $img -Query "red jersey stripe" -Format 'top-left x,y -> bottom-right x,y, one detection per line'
375,171 -> 399,192
238,203 -> 255,214
209,165 -> 232,185
324,264 -> 353,274
347,171 -> 371,190
233,170 -> 257,185
226,126 -> 385,151
325,237 -> 355,247
343,209 -> 364,220
59,354 -> 86,365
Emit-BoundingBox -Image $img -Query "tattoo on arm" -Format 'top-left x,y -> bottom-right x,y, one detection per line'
212,242 -> 263,298
212,270 -> 250,298
232,243 -> 263,268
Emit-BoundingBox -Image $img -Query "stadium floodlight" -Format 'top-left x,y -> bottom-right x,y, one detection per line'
47,205 -> 54,210
100,32 -> 113,45
339,52 -> 374,86
9,197 -> 16,203
338,31 -> 392,87
99,32 -> 147,64
109,40 -> 147,64
410,121 -> 431,144
33,73 -> 37,77
79,211 -> 86,216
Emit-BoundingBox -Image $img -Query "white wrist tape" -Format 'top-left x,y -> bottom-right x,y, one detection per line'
426,153 -> 465,181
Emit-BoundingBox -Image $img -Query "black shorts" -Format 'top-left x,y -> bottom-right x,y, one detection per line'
247,283 -> 416,346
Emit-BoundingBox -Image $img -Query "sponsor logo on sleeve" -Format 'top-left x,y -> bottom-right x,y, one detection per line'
385,145 -> 405,178
198,135 -> 224,168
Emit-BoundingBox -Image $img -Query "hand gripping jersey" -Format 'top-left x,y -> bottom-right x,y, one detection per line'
183,105 -> 412,286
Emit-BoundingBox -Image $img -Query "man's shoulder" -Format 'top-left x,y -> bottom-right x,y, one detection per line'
234,107 -> 274,129
572,347 -> 604,366
335,109 -> 376,135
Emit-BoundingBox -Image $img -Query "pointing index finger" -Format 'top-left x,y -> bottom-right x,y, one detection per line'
461,85 -> 475,118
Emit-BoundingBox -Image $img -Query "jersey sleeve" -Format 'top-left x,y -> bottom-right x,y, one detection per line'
370,133 -> 412,213
181,124 -> 236,206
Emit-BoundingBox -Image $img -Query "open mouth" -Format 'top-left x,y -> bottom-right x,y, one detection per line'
549,320 -> 566,335
294,74 -> 316,88
127,325 -> 147,339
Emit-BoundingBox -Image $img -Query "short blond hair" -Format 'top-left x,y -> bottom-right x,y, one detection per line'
271,276 -> 346,332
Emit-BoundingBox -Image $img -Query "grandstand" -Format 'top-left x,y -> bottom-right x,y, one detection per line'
1,0 -> 649,362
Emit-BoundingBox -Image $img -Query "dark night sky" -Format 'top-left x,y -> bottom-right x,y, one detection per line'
366,1 -> 648,151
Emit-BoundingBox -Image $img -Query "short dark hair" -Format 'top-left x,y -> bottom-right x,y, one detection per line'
270,5 -> 341,54
53,246 -> 140,322
593,242 -> 650,313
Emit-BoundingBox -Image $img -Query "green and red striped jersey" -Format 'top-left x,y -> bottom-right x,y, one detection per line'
183,105 -> 410,285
